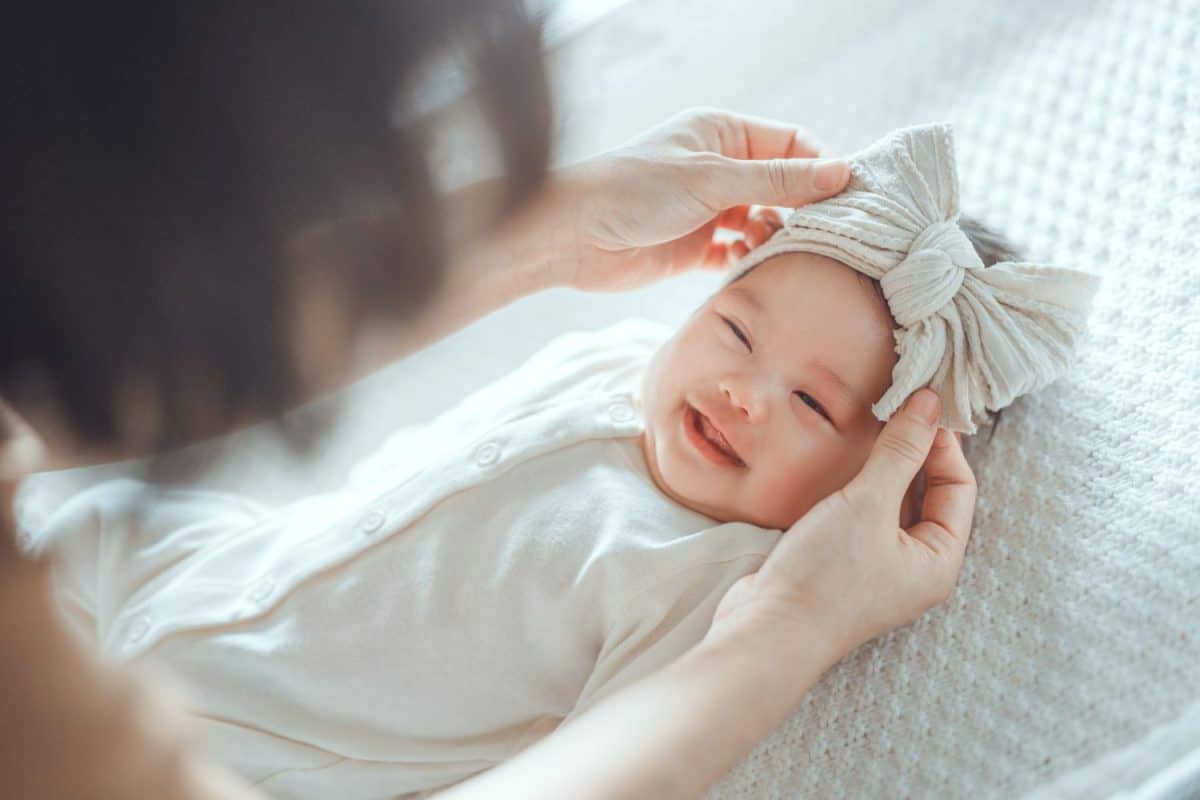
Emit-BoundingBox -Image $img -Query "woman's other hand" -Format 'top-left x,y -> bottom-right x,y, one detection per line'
545,107 -> 850,293
708,388 -> 978,660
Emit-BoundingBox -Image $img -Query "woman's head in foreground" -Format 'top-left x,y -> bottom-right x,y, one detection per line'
639,216 -> 1017,530
1,2 -> 551,473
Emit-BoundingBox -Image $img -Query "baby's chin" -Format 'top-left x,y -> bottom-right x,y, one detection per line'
638,425 -> 800,531
638,425 -> 726,521
724,502 -> 804,532
687,494 -> 799,531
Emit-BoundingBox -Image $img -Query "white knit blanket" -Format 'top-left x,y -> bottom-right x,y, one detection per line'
688,0 -> 1200,797
16,0 -> 1199,797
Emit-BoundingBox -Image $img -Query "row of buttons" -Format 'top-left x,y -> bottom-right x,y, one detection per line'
124,505 -> 391,646
607,399 -> 636,423
466,396 -> 637,468
119,395 -> 640,648
473,440 -> 501,466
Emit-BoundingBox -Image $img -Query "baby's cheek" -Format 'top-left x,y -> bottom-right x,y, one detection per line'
753,462 -> 824,530
769,446 -> 870,526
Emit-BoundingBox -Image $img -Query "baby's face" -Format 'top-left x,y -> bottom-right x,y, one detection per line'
639,252 -> 901,530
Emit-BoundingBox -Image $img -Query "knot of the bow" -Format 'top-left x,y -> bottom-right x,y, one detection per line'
879,219 -> 983,328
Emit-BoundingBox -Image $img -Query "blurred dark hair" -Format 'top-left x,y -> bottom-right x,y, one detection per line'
2,2 -> 552,455
731,213 -> 1024,442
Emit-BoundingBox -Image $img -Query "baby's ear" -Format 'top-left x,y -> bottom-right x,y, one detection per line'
899,467 -> 925,529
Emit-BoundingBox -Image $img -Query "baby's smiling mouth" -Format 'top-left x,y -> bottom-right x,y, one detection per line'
687,404 -> 746,467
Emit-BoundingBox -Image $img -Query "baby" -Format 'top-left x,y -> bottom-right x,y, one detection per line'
20,123 -> 1099,799
640,226 -> 1001,531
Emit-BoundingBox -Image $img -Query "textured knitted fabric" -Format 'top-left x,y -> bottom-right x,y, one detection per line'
733,122 -> 1102,434
685,0 -> 1200,796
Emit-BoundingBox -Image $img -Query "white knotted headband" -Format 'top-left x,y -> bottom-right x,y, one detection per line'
732,122 -> 1103,434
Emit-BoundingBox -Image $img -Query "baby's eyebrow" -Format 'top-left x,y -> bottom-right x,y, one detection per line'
727,286 -> 766,316
805,359 -> 865,414
728,287 -> 866,415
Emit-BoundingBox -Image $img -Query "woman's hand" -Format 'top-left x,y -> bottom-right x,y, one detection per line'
545,107 -> 850,293
708,388 -> 977,659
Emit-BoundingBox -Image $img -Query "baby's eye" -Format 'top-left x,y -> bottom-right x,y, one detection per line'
720,316 -> 751,351
794,391 -> 831,422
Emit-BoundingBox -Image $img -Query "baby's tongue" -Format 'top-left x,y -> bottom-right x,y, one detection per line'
699,413 -> 735,457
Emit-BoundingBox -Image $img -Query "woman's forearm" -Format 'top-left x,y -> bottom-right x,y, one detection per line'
439,618 -> 845,800
336,175 -> 572,385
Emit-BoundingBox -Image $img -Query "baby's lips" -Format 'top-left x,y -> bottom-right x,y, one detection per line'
692,403 -> 748,467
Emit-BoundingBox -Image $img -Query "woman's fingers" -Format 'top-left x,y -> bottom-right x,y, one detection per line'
742,210 -> 783,248
714,206 -> 784,263
714,204 -> 781,236
714,204 -> 750,230
701,241 -> 730,268
906,428 -> 978,560
697,109 -> 827,161
758,206 -> 787,227
899,468 -> 926,529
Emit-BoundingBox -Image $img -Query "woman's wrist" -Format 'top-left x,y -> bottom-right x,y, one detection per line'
460,192 -> 568,299
482,167 -> 581,294
440,167 -> 578,296
337,176 -> 569,376
697,610 -> 849,714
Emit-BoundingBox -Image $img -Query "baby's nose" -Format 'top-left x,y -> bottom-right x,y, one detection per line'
721,379 -> 768,422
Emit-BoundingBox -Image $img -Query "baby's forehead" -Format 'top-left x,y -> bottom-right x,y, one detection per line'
730,249 -> 857,286
717,259 -> 898,385
726,252 -> 890,316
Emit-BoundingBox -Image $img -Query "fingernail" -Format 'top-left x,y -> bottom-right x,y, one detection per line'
906,389 -> 940,425
812,159 -> 849,191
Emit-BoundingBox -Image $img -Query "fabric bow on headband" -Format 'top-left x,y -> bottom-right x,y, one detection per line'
732,122 -> 1102,434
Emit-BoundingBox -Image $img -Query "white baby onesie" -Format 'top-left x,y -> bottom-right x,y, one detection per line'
22,318 -> 783,799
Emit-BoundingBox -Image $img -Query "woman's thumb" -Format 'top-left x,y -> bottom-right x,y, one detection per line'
710,156 -> 850,209
852,389 -> 942,505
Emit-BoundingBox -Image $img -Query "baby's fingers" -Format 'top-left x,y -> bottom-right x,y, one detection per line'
906,428 -> 977,562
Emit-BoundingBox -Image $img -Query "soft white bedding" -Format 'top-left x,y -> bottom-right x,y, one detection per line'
17,0 -> 1200,797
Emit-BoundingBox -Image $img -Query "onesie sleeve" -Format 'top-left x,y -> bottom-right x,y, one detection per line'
566,551 -> 770,723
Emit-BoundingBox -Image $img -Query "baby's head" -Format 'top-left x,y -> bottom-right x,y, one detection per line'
638,216 -> 1017,530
